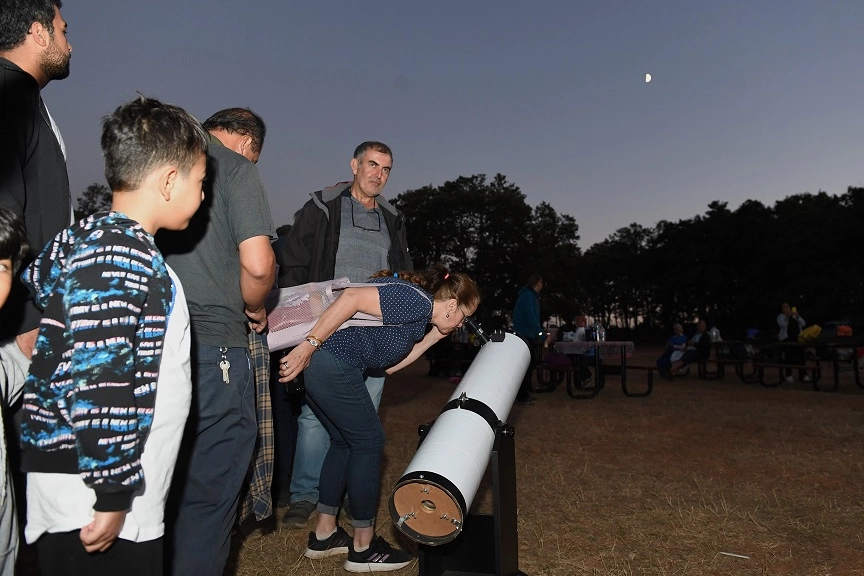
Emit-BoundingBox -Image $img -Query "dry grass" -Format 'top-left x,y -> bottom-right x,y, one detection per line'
225,347 -> 864,576
20,347 -> 864,575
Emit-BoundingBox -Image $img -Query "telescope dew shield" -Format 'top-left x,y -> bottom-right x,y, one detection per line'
389,333 -> 530,545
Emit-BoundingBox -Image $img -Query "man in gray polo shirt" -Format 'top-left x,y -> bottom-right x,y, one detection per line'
276,141 -> 412,529
159,108 -> 276,576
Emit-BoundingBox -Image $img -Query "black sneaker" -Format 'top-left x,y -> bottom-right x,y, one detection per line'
304,526 -> 352,559
283,500 -> 316,528
344,535 -> 413,572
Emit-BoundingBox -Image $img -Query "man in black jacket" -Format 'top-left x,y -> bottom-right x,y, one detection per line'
275,141 -> 413,530
0,1 -> 73,571
0,0 -> 72,350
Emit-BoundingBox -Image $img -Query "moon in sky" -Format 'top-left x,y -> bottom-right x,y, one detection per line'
645,73 -> 652,83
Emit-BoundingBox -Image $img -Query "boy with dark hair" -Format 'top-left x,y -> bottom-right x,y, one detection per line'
0,208 -> 28,299
0,207 -> 28,576
18,95 -> 207,575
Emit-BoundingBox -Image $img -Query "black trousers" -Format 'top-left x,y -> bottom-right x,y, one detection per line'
36,532 -> 162,576
781,338 -> 807,378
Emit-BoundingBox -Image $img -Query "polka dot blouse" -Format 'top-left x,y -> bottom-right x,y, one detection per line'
322,278 -> 433,369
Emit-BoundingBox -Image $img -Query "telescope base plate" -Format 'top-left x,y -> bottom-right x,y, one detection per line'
416,427 -> 527,576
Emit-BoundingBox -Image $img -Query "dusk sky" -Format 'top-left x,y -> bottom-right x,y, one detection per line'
47,1 -> 864,249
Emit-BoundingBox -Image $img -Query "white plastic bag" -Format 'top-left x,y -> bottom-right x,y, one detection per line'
266,278 -> 381,352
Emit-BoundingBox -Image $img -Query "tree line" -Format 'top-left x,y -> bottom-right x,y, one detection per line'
394,178 -> 864,341
75,180 -> 864,342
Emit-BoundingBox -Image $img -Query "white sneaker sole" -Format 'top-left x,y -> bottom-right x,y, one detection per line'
305,546 -> 349,559
344,559 -> 412,572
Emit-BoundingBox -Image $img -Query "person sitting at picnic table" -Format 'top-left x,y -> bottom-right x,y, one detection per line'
570,315 -> 599,387
668,319 -> 713,376
657,323 -> 688,379
277,266 -> 479,572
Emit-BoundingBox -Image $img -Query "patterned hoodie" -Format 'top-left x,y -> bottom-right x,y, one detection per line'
19,212 -> 173,512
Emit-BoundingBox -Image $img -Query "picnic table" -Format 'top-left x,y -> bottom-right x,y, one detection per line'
547,341 -> 647,399
698,340 -> 760,382
699,337 -> 862,391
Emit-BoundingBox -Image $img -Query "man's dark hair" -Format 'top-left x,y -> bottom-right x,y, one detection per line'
202,108 -> 266,153
353,141 -> 392,162
101,95 -> 209,192
526,273 -> 543,288
0,0 -> 61,51
0,207 -> 29,275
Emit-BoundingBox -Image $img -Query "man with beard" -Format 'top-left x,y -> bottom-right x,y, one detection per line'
0,2 -> 72,574
0,0 -> 72,351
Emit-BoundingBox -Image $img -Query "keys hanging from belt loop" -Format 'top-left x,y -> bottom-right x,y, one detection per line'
219,347 -> 230,384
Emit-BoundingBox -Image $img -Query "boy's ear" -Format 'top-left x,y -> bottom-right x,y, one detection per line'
159,166 -> 179,202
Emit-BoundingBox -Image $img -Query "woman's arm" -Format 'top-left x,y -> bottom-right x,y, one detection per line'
278,286 -> 382,382
385,326 -> 449,375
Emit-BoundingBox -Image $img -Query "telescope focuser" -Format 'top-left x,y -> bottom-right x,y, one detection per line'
464,316 -> 490,346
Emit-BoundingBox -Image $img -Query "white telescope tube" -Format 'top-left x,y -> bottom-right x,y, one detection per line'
389,332 -> 530,545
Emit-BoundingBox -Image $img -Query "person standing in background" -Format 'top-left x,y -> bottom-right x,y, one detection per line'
275,141 -> 413,530
512,273 -> 545,405
160,108 -> 276,576
777,302 -> 808,384
0,2 -> 72,573
0,0 -> 73,364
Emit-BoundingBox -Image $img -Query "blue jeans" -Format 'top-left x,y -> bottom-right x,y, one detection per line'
302,350 -> 384,527
166,344 -> 257,576
289,369 -> 384,505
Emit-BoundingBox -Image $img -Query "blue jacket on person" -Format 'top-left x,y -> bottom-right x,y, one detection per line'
512,285 -> 544,341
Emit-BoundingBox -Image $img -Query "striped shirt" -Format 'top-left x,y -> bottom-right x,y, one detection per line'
20,212 -> 173,512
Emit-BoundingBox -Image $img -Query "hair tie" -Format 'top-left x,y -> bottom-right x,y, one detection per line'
444,273 -> 450,280
393,272 -> 399,278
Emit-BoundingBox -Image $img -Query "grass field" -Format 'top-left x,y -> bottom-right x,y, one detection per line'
225,346 -> 864,576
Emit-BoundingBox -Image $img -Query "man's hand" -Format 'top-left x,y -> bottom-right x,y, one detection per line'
246,307 -> 268,333
15,328 -> 39,359
80,510 -> 126,553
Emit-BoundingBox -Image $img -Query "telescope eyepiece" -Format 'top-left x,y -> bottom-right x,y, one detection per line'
464,316 -> 490,346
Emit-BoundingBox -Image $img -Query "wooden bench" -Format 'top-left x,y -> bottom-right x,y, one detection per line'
620,365 -> 654,397
698,341 -> 766,383
534,350 -> 575,393
565,368 -> 598,399
534,363 -> 572,393
697,357 -> 760,382
564,363 -> 655,399
750,360 -> 823,389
